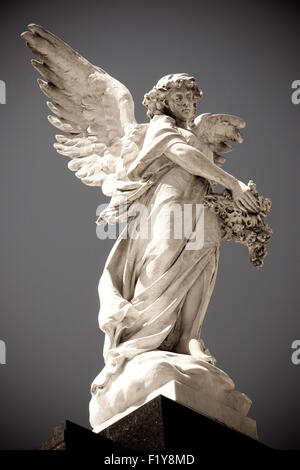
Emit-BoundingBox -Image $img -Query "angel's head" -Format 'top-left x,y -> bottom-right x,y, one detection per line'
143,73 -> 203,126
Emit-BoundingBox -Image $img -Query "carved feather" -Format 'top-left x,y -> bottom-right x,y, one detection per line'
193,113 -> 245,150
21,23 -> 140,194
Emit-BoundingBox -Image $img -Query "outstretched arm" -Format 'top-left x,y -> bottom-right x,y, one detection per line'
165,142 -> 259,213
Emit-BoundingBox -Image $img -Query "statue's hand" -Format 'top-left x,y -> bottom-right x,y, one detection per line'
231,180 -> 260,213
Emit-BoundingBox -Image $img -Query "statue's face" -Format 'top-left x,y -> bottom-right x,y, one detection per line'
165,85 -> 197,123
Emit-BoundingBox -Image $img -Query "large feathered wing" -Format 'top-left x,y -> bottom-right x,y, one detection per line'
21,23 -> 147,196
192,113 -> 246,168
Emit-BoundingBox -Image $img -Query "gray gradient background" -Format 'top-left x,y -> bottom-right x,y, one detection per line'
0,0 -> 299,450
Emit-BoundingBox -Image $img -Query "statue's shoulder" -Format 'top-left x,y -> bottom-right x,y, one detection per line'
144,115 -> 186,146
145,114 -> 180,142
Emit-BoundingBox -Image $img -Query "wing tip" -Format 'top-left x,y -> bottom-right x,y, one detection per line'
47,114 -> 57,124
27,23 -> 43,33
37,77 -> 47,87
20,23 -> 41,39
46,100 -> 54,110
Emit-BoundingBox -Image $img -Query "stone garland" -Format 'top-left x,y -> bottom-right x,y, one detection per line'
204,180 -> 272,268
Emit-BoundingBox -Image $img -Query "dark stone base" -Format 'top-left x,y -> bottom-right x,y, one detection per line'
38,396 -> 269,451
99,395 -> 267,451
37,420 -> 113,451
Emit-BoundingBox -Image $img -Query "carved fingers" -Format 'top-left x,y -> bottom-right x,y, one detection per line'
232,180 -> 260,213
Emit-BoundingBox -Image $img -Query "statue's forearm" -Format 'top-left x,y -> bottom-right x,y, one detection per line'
165,142 -> 237,190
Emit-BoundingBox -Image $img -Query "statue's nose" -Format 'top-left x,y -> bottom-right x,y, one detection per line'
182,98 -> 191,107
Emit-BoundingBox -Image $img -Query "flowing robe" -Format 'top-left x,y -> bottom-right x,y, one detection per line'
91,115 -> 221,392
89,115 -> 256,436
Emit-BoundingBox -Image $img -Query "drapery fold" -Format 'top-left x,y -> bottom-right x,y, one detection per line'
91,115 -> 221,391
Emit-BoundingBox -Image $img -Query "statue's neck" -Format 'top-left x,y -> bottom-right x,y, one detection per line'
175,118 -> 190,130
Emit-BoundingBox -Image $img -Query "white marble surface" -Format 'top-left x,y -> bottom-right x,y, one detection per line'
90,350 -> 257,440
92,377 -> 257,440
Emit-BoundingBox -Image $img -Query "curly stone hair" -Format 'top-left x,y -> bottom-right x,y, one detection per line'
143,73 -> 203,121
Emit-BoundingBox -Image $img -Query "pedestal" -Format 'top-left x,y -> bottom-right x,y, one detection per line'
98,395 -> 265,451
38,395 -> 268,451
93,380 -> 257,440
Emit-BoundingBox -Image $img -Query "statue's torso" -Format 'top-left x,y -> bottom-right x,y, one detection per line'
151,123 -> 213,202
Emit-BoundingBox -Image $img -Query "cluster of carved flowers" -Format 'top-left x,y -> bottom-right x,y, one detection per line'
204,180 -> 272,269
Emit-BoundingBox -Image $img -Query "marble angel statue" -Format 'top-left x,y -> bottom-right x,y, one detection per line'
22,24 -> 271,436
